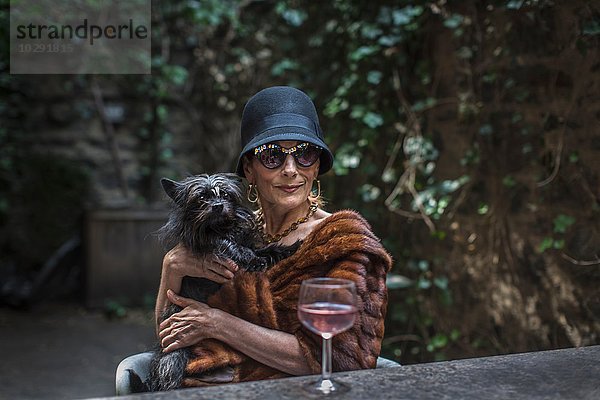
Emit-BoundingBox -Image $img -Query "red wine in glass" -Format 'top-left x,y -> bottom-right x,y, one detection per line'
298,278 -> 358,395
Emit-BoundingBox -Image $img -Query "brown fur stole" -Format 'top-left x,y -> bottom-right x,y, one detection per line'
182,210 -> 393,387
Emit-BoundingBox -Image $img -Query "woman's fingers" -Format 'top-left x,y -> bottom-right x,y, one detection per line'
159,316 -> 192,345
165,246 -> 240,283
205,256 -> 238,281
161,292 -> 205,328
166,289 -> 198,308
223,258 -> 239,272
158,296 -> 213,338
162,338 -> 181,353
159,307 -> 217,352
203,263 -> 231,283
202,270 -> 229,284
159,321 -> 177,343
161,324 -> 193,352
158,316 -> 175,336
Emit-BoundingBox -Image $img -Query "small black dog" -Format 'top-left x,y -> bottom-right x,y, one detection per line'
137,173 -> 298,392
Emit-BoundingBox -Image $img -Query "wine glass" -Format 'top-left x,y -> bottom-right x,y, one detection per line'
297,277 -> 358,395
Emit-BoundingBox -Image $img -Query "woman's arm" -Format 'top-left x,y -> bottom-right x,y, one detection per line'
216,308 -> 313,376
155,244 -> 238,333
154,260 -> 183,329
159,290 -> 313,376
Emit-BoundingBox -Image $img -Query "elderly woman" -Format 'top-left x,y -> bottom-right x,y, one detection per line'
116,86 -> 392,393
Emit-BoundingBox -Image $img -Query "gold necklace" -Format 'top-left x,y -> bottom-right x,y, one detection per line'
257,202 -> 318,244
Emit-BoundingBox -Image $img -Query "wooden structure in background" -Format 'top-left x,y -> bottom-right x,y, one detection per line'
85,209 -> 168,308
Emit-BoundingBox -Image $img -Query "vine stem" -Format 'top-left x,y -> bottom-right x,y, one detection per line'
536,121 -> 565,188
537,43 -> 589,187
561,253 -> 600,266
382,68 -> 436,233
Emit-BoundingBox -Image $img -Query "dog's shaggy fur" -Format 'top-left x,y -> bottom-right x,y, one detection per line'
135,174 -> 298,392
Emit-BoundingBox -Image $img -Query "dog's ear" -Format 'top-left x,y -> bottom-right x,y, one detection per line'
160,178 -> 181,201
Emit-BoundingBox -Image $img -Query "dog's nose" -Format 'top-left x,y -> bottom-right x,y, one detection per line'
212,203 -> 224,213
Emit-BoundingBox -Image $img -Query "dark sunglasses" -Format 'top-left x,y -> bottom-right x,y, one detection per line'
253,142 -> 323,169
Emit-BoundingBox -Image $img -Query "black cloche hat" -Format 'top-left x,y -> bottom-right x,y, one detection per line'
235,86 -> 334,177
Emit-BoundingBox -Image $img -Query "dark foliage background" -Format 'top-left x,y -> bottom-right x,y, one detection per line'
0,0 -> 598,365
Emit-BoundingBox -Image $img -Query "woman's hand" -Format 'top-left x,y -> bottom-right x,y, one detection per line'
159,290 -> 223,352
163,244 -> 238,283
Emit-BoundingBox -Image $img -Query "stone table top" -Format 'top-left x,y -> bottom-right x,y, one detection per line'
94,345 -> 600,400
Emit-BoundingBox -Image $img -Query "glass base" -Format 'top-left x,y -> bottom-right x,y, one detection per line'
302,378 -> 350,395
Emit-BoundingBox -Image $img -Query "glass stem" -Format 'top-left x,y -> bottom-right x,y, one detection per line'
322,335 -> 332,380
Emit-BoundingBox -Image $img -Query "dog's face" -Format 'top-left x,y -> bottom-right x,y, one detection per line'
161,174 -> 247,231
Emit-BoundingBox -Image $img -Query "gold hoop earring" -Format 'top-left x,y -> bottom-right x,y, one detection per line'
247,183 -> 259,203
311,179 -> 321,199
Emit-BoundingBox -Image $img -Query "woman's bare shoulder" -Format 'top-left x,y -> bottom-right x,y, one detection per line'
314,208 -> 332,221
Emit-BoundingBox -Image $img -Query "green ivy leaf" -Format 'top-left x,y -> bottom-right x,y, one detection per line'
156,105 -> 168,121
502,175 -> 516,187
160,148 -> 174,161
324,97 -> 348,117
582,20 -> 600,35
538,237 -> 554,253
382,168 -> 396,183
378,35 -> 403,46
522,143 -> 533,154
367,70 -> 383,85
443,14 -> 464,29
386,274 -> 413,289
412,98 -> 436,112
432,230 -> 447,240
479,124 -> 493,136
456,46 -> 473,59
163,65 -> 188,86
277,6 -> 307,27
478,203 -> 489,215
417,278 -> 431,290
506,0 -> 525,9
434,277 -> 449,290
392,6 -> 423,26
271,59 -> 299,77
553,214 -> 575,234
569,152 -> 579,163
104,300 -> 127,319
350,105 -> 366,119
360,183 -> 382,202
429,334 -> 448,350
362,112 -> 384,128
418,260 -> 430,271
361,24 -> 383,39
483,73 -> 497,83
450,329 -> 460,341
350,45 -> 379,62
333,143 -> 362,175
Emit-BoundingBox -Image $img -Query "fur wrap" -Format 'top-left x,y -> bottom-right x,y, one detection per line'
182,210 -> 393,387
